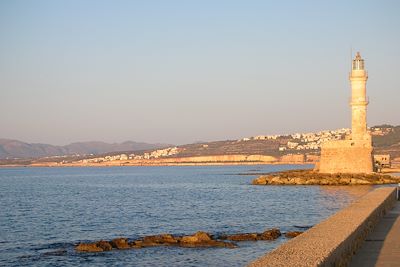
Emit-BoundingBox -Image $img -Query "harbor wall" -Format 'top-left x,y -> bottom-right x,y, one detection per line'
248,187 -> 397,267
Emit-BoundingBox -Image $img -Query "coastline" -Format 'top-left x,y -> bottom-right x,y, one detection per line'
0,161 -> 312,168
0,154 -> 313,168
1,160 -> 399,176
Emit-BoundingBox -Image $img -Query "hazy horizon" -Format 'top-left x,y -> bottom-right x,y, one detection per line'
0,123 -> 398,147
1,1 -> 399,146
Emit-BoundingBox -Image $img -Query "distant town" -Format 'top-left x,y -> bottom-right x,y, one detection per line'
80,147 -> 181,163
75,126 -> 394,163
0,125 -> 398,168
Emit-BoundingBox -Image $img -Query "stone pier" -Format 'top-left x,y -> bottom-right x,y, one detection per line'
248,187 -> 397,267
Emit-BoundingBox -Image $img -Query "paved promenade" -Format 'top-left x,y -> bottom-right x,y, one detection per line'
350,199 -> 400,266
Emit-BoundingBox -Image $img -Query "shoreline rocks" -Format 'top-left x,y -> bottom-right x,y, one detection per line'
180,231 -> 236,248
110,238 -> 130,249
76,242 -> 108,252
219,228 -> 281,241
252,170 -> 400,186
75,229 -> 283,253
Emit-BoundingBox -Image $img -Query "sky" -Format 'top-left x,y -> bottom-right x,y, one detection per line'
1,0 -> 399,145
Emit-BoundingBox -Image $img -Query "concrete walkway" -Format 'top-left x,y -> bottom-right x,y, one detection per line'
350,200 -> 400,267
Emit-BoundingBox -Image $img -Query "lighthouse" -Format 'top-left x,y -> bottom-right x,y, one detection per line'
350,52 -> 369,141
318,52 -> 373,174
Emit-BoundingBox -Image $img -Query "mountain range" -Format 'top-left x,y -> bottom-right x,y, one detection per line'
0,139 -> 171,159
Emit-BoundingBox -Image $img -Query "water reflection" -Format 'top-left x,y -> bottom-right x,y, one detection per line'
316,185 -> 373,213
319,185 -> 373,198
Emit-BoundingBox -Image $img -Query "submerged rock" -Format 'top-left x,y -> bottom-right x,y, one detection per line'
180,239 -> 236,248
76,240 -> 113,252
285,231 -> 303,238
41,249 -> 67,256
221,233 -> 258,241
179,231 -> 237,248
143,234 -> 179,244
219,228 -> 281,242
131,240 -> 159,248
136,234 -> 180,247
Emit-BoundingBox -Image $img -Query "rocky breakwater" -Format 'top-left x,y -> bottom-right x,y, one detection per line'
218,228 -> 281,241
75,229 -> 283,253
252,170 -> 400,186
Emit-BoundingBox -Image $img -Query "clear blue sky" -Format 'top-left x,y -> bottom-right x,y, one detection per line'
1,0 -> 399,145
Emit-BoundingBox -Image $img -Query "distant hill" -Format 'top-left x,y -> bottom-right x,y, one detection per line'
2,124 -> 399,161
175,138 -> 289,158
173,125 -> 400,159
0,139 -> 171,159
372,125 -> 400,158
372,125 -> 400,147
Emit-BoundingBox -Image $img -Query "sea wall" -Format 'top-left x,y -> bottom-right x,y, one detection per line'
248,187 -> 397,267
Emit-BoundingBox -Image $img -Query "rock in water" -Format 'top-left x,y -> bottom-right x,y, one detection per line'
75,243 -> 104,252
131,240 -> 158,248
180,231 -> 236,248
97,240 -> 112,251
110,238 -> 130,249
285,231 -> 303,238
42,249 -> 67,256
142,234 -> 179,246
76,231 -> 240,252
193,231 -> 212,242
221,233 -> 258,241
252,169 -> 400,185
181,231 -> 212,243
258,228 -> 281,240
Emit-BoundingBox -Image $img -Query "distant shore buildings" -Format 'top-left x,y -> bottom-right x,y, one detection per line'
80,147 -> 180,164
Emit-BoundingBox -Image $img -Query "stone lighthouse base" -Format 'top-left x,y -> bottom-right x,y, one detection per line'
318,139 -> 373,174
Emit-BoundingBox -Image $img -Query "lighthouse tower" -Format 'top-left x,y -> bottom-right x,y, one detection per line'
318,52 -> 373,174
350,52 -> 369,141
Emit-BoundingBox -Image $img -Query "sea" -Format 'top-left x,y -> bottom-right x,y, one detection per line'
0,165 -> 375,266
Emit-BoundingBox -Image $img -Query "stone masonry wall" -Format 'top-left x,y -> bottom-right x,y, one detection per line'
248,187 -> 397,267
319,140 -> 373,173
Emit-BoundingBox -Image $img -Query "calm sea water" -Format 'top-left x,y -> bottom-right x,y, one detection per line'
0,165 -> 374,267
